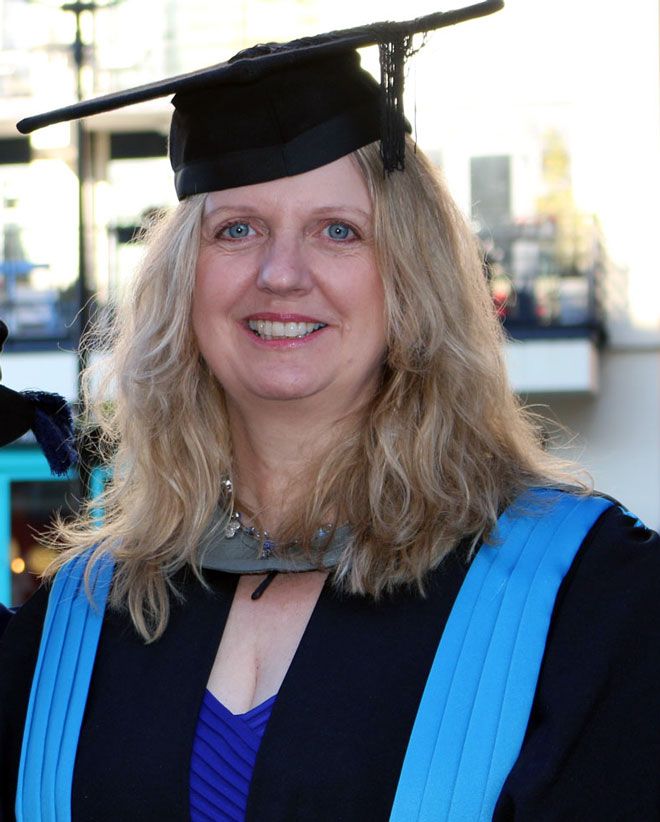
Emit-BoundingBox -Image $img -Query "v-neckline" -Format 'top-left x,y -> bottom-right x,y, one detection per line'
205,570 -> 330,717
205,688 -> 278,721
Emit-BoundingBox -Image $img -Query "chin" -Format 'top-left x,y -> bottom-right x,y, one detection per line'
237,366 -> 332,402
248,381 -> 325,402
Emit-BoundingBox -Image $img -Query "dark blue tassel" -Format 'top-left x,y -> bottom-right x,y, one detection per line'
22,391 -> 77,476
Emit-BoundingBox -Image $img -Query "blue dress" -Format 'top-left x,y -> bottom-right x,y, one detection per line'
190,691 -> 276,821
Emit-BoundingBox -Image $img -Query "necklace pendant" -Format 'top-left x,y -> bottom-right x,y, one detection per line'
224,512 -> 241,539
260,538 -> 275,558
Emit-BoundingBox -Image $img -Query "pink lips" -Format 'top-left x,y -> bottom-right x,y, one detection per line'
244,312 -> 325,323
240,312 -> 328,349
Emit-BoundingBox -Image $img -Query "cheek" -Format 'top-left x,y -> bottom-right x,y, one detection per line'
192,256 -> 236,324
339,268 -> 387,366
191,295 -> 204,343
190,273 -> 210,339
191,266 -> 228,356
358,268 -> 386,330
332,257 -> 384,312
366,277 -> 388,356
194,249 -> 257,310
193,252 -> 221,304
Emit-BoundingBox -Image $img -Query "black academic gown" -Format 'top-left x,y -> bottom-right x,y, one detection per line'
1,505 -> 659,821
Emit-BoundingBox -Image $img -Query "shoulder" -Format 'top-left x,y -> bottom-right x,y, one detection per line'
0,603 -> 17,641
497,498 -> 660,818
538,492 -> 660,646
559,497 -> 660,621
0,584 -> 51,818
0,584 -> 50,711
548,497 -> 660,686
0,584 -> 50,680
515,489 -> 659,606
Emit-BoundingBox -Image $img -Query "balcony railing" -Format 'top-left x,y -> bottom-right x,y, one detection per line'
0,259 -> 78,350
482,217 -> 607,344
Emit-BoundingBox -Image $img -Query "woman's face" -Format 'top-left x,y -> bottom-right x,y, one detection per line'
192,155 -> 386,415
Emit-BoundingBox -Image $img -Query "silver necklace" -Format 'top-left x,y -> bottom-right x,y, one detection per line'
221,478 -> 333,558
198,480 -> 349,599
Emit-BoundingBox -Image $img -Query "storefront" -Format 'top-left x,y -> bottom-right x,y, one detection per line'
0,445 -> 79,607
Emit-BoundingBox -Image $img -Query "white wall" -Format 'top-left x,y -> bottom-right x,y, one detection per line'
2,351 -> 78,400
534,349 -> 660,529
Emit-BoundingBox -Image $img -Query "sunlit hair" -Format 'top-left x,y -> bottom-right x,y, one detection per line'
48,138 -> 585,641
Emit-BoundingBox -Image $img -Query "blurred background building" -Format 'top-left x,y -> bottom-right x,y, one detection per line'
1,0 -> 659,604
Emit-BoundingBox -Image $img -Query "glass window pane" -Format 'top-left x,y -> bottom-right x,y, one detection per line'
10,478 -> 80,605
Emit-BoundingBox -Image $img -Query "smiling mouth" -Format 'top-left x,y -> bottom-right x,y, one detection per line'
247,319 -> 327,340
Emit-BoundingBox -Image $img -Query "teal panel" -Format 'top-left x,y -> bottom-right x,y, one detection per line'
89,466 -> 108,525
0,476 -> 11,605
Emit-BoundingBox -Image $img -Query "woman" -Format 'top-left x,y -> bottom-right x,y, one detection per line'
2,7 -> 660,821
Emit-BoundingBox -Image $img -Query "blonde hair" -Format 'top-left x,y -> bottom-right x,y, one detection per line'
49,139 -> 583,640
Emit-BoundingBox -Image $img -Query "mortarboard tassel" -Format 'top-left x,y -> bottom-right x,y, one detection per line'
378,34 -> 414,173
21,391 -> 77,477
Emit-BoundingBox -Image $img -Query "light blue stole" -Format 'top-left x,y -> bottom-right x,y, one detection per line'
15,551 -> 114,822
16,490 -> 612,821
389,490 -> 612,820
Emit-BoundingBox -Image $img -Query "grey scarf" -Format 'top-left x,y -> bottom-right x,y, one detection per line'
199,510 -> 351,574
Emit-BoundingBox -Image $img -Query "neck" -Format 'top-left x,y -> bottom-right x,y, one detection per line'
226,393 -> 360,526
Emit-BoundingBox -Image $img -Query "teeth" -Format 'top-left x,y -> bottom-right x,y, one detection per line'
248,320 -> 326,340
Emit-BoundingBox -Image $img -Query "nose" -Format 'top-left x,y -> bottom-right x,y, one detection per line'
256,233 -> 312,296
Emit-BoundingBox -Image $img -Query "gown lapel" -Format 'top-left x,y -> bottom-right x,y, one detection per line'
72,569 -> 237,820
248,553 -> 468,821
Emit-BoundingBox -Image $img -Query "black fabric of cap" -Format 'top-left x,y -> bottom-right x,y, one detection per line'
15,1 -> 504,198
170,51 -> 382,197
0,385 -> 34,447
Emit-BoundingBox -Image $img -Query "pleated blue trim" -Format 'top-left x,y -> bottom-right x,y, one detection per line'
16,549 -> 114,822
389,490 -> 612,822
189,691 -> 276,822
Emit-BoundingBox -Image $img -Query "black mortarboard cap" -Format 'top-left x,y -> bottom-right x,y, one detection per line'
16,1 -> 503,199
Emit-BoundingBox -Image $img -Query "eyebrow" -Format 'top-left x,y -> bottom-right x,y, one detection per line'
203,205 -> 259,221
311,206 -> 372,220
202,204 -> 372,222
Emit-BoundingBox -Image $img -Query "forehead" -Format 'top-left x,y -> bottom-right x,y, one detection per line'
203,154 -> 371,215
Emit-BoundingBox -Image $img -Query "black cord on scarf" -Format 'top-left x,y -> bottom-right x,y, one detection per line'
251,570 -> 279,600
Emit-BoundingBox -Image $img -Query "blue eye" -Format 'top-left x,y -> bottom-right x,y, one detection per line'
325,222 -> 355,241
221,222 -> 253,239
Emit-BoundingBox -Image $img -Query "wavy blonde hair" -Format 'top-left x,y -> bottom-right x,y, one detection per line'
49,139 -> 583,640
